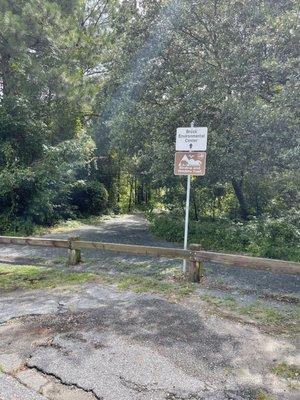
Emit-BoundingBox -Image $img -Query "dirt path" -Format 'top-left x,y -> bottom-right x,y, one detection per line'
0,214 -> 299,400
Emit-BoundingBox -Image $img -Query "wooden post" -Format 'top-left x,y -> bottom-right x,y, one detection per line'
187,244 -> 204,283
68,237 -> 81,265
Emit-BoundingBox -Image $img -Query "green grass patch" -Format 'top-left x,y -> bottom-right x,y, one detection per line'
0,214 -> 112,237
239,301 -> 288,325
272,362 -> 300,380
116,275 -> 195,298
201,294 -> 237,309
0,264 -> 97,291
200,295 -> 299,332
255,389 -> 276,400
0,262 -> 195,299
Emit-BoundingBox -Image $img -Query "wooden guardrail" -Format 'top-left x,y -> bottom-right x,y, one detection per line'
0,236 -> 299,281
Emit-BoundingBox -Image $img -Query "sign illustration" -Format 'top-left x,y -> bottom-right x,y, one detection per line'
174,152 -> 206,176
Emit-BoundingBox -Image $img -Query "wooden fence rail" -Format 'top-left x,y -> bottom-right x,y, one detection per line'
0,235 -> 299,281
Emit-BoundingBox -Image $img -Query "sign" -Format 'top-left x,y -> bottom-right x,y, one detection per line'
176,127 -> 207,151
174,152 -> 206,176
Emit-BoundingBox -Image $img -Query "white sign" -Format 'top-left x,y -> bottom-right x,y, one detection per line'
176,127 -> 207,151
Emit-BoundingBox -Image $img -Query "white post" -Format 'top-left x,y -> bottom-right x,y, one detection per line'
183,121 -> 194,273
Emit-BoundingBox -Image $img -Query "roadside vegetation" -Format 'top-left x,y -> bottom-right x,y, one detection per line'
149,213 -> 300,261
200,294 -> 300,334
0,262 -> 195,299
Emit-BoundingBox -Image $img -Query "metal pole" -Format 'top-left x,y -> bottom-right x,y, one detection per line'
183,174 -> 191,273
183,121 -> 194,273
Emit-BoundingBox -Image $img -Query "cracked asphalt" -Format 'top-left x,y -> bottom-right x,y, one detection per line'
0,214 -> 299,400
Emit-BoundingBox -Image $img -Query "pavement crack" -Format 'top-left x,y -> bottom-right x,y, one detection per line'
26,364 -> 103,400
36,339 -> 71,356
119,375 -> 149,392
0,313 -> 43,325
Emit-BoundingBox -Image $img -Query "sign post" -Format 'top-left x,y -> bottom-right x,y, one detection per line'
174,122 -> 207,273
183,168 -> 191,273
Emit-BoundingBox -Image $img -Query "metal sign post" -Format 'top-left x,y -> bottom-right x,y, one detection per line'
174,122 -> 208,273
183,173 -> 191,273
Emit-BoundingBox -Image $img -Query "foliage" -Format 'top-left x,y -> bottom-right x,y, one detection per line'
99,0 -> 299,221
0,0 -> 117,232
150,213 -> 300,261
70,180 -> 109,216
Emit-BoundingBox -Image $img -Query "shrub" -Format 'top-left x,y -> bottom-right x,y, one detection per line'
149,213 -> 300,262
70,180 -> 108,216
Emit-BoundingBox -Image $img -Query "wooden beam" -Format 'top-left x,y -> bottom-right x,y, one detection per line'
196,250 -> 300,275
0,236 -> 69,248
72,240 -> 191,259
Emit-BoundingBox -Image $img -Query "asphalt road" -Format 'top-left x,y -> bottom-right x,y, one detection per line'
0,214 -> 299,400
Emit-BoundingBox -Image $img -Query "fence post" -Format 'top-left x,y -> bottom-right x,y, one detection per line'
68,237 -> 81,265
187,244 -> 204,283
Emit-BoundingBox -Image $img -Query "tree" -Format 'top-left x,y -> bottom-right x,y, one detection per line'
99,0 -> 299,220
0,0 -> 115,230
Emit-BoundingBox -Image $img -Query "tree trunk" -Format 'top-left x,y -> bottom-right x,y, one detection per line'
128,178 -> 134,212
192,190 -> 199,221
231,178 -> 249,220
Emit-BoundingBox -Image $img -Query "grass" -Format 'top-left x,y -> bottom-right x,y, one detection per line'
0,262 -> 195,299
0,264 -> 98,291
239,302 -> 288,325
255,389 -> 276,400
42,214 -> 112,234
116,275 -> 195,298
201,294 -> 237,308
2,214 -> 112,237
272,362 -> 300,380
200,295 -> 300,333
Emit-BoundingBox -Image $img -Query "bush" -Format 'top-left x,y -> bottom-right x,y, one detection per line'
70,180 -> 108,216
149,213 -> 300,262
